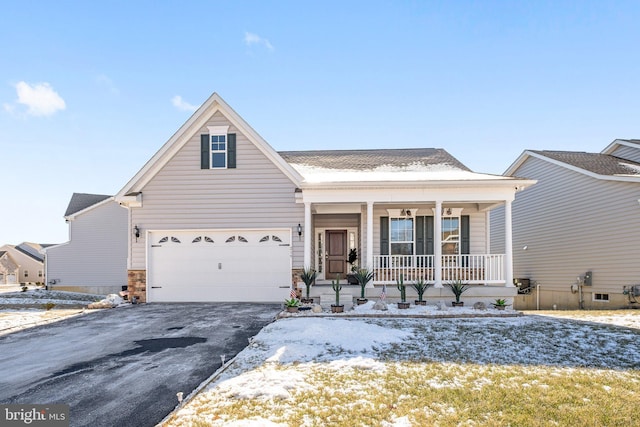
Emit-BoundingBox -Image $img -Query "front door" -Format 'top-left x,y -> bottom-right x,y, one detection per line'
326,230 -> 347,280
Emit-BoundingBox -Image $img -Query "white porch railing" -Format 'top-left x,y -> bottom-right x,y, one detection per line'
372,254 -> 505,285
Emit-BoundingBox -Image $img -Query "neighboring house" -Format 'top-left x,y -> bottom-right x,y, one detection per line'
45,193 -> 128,295
0,242 -> 47,284
491,139 -> 640,309
116,92 -> 535,303
0,251 -> 20,284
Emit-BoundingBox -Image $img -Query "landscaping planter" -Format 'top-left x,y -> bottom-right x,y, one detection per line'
356,298 -> 368,305
414,300 -> 427,306
331,304 -> 344,313
452,302 -> 464,307
397,302 -> 410,309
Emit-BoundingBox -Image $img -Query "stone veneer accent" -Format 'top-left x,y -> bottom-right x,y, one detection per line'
127,270 -> 147,303
291,268 -> 304,298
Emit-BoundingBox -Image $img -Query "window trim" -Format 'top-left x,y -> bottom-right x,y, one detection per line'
207,125 -> 229,170
593,293 -> 610,302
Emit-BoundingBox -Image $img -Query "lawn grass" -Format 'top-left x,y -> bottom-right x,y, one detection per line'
172,362 -> 640,426
167,312 -> 640,427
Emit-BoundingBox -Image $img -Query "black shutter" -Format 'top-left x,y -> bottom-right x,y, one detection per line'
426,216 -> 434,256
380,217 -> 389,256
461,215 -> 470,267
416,216 -> 425,255
200,134 -> 209,169
227,133 -> 236,168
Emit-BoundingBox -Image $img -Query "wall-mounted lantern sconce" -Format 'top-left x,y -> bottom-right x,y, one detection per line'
134,225 -> 140,242
297,223 -> 302,240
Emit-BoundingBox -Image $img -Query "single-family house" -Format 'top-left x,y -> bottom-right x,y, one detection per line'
0,242 -> 47,284
0,251 -> 20,284
116,92 -> 535,304
45,193 -> 128,295
490,139 -> 640,309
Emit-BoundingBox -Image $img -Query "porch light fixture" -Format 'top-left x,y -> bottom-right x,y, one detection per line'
406,209 -> 411,216
445,208 -> 452,215
297,223 -> 302,240
134,225 -> 140,242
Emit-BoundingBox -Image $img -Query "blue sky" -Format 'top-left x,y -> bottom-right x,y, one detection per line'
1,1 -> 639,245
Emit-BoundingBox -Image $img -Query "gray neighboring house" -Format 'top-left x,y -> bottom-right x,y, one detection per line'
45,193 -> 128,295
491,139 -> 640,309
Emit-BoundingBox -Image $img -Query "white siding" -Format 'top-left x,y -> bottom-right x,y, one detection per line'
47,201 -> 128,293
495,156 -> 640,296
131,111 -> 302,269
610,145 -> 640,163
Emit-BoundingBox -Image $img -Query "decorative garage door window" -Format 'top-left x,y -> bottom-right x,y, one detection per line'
259,235 -> 284,243
192,236 -> 215,243
225,236 -> 248,243
158,236 -> 181,243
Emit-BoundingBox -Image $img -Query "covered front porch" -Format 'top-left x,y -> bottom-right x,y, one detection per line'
299,199 -> 516,289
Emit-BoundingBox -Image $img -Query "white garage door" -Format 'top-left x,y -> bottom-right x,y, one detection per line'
147,229 -> 291,302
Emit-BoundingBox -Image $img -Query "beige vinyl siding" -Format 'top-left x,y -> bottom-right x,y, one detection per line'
0,246 -> 43,283
610,145 -> 640,163
498,156 -> 640,294
131,111 -> 302,269
46,201 -> 128,293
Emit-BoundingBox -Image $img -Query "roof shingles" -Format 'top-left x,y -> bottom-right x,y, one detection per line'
531,150 -> 640,177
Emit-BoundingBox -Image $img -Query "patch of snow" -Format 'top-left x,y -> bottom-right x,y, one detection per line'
289,163 -> 511,183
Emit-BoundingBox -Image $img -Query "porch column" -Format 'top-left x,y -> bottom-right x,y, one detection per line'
504,200 -> 515,287
303,202 -> 312,269
366,201 -> 374,269
434,200 -> 443,288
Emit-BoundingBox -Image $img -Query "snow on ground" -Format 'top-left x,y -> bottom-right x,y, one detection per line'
168,310 -> 640,426
0,289 -> 105,334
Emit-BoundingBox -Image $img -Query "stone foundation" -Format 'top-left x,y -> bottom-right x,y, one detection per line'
127,270 -> 147,303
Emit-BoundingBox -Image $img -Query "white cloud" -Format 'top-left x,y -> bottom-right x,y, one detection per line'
12,81 -> 66,116
171,95 -> 198,112
244,31 -> 274,51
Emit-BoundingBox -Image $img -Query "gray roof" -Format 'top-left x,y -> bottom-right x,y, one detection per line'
530,150 -> 640,176
278,148 -> 471,171
15,243 -> 45,262
64,193 -> 112,217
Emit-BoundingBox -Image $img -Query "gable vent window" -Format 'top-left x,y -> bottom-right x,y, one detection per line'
594,293 -> 609,302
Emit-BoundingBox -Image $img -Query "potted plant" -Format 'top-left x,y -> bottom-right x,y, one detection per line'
396,275 -> 410,309
300,268 -> 317,304
445,280 -> 469,307
412,279 -> 431,305
331,275 -> 344,313
492,298 -> 509,310
353,267 -> 374,305
346,248 -> 359,284
284,297 -> 301,313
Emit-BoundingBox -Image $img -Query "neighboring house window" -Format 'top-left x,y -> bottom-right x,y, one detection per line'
594,293 -> 609,302
442,217 -> 460,255
38,270 -> 43,277
390,217 -> 414,255
24,270 -> 29,278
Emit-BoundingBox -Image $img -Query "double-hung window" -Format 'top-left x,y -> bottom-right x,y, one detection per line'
211,134 -> 227,168
442,216 -> 460,255
390,217 -> 414,255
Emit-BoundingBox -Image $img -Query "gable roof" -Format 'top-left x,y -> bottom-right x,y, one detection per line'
14,242 -> 46,262
505,149 -> 640,182
601,138 -> 640,155
116,92 -> 303,199
65,193 -> 112,217
0,251 -> 19,272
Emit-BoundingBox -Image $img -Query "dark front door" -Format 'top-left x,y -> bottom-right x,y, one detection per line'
326,230 -> 347,280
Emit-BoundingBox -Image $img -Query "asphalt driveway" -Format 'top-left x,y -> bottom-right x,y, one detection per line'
0,303 -> 281,427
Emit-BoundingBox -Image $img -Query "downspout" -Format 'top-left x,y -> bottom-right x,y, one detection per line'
536,283 -> 540,310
